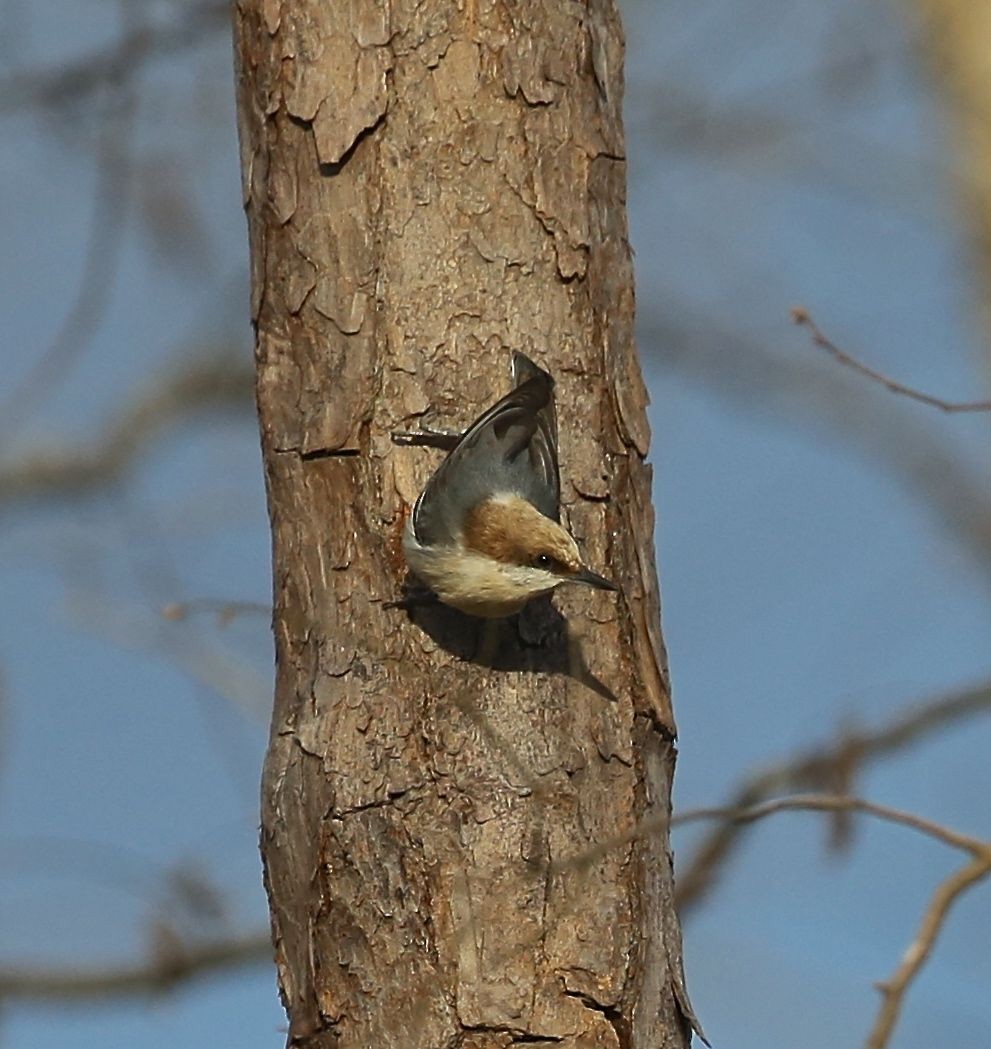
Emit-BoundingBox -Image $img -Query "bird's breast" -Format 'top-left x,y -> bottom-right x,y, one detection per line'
403,527 -> 550,618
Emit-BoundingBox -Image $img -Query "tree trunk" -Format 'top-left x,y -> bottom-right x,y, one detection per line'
910,2 -> 991,355
232,3 -> 699,1047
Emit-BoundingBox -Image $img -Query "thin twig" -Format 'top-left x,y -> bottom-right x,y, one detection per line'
672,794 -> 991,1049
792,306 -> 991,413
161,599 -> 271,626
672,795 -> 985,856
0,89 -> 136,447
66,590 -> 272,720
675,679 -> 991,911
0,353 -> 253,508
0,930 -> 272,1002
0,1 -> 229,114
642,310 -> 991,574
602,791 -> 991,1048
866,852 -> 991,1049
553,790 -> 986,878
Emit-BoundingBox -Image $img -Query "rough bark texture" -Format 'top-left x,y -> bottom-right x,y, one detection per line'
232,3 -> 698,1047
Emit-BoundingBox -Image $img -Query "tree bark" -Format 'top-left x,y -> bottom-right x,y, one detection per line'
910,2 -> 991,355
232,3 -> 699,1047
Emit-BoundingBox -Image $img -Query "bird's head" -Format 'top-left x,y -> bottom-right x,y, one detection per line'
463,494 -> 618,603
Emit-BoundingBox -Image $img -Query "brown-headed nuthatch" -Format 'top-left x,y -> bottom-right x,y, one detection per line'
394,353 -> 617,618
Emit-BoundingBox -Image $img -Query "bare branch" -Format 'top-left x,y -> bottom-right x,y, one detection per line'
641,308 -> 991,574
161,600 -> 271,626
640,79 -> 943,219
543,791 -> 991,1049
0,1 -> 229,115
556,786 -> 988,880
866,852 -> 991,1049
792,306 -> 991,413
675,679 -> 991,911
67,590 -> 272,720
672,794 -> 991,1049
0,353 -> 253,509
673,794 -> 986,857
0,930 -> 271,1002
0,91 -> 135,446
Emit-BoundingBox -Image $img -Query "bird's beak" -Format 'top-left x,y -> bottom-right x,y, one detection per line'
573,566 -> 619,592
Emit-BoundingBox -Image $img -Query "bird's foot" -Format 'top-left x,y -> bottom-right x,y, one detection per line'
384,586 -> 440,613
391,425 -> 463,451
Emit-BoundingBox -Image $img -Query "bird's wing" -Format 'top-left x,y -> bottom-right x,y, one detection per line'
511,352 -> 559,491
411,353 -> 561,546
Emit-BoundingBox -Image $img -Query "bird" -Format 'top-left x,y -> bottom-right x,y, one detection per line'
393,352 -> 618,618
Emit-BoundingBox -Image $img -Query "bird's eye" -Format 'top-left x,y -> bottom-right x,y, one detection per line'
534,553 -> 554,570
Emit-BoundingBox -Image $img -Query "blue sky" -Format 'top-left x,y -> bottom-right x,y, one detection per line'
2,1 -> 990,1047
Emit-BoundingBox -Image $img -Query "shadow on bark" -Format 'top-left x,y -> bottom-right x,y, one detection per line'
391,587 -> 617,703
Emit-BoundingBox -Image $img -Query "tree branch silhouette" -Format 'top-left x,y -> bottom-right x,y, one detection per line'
675,678 -> 991,912
0,930 -> 271,1002
0,1 -> 228,115
792,306 -> 991,413
0,353 -> 253,508
674,794 -> 991,1049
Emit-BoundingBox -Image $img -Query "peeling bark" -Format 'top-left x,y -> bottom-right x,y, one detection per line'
232,2 -> 698,1046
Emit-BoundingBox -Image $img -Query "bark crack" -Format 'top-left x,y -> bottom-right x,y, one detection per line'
460,1023 -> 563,1044
331,786 -> 416,819
634,710 -> 677,744
562,987 -> 630,1049
300,446 -> 360,460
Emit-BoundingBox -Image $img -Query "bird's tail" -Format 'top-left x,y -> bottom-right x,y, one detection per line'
511,351 -> 551,389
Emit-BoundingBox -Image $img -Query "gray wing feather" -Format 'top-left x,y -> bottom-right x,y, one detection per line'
412,353 -> 560,546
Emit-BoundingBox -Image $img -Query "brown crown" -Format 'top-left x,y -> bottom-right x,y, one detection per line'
463,495 -> 581,572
